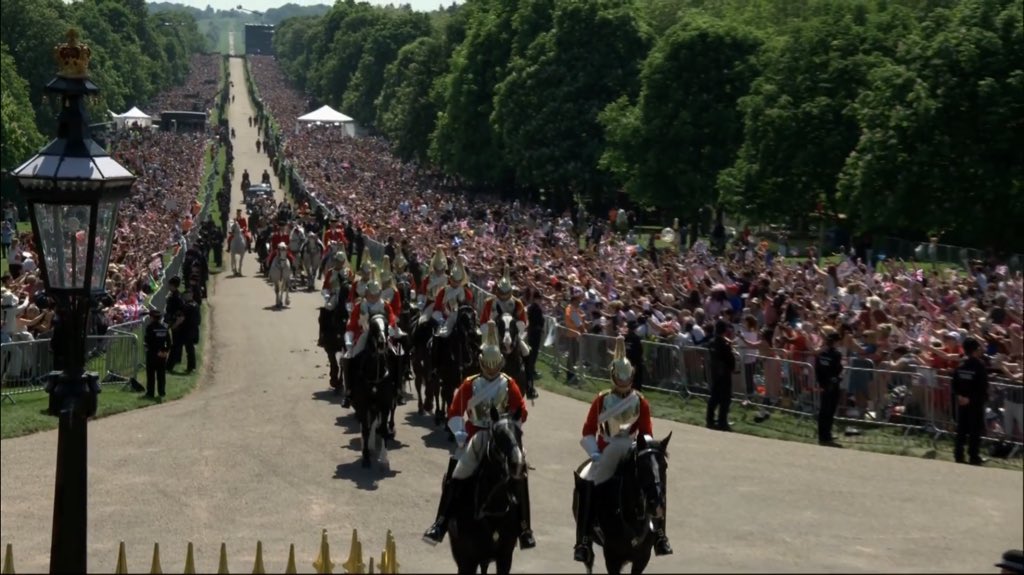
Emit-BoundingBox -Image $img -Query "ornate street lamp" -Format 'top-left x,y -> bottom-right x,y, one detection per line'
10,29 -> 136,574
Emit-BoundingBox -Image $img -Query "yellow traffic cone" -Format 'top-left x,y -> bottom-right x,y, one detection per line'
252,541 -> 266,574
217,542 -> 230,574
284,544 -> 297,574
114,542 -> 128,574
341,529 -> 363,574
312,529 -> 334,574
367,557 -> 374,575
2,543 -> 15,575
150,543 -> 163,574
385,530 -> 398,574
184,542 -> 196,574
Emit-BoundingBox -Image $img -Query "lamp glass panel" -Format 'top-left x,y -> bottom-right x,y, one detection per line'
90,198 -> 121,292
31,203 -> 93,291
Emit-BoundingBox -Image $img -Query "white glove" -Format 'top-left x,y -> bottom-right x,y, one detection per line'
454,431 -> 468,447
590,452 -> 601,463
431,310 -> 443,323
580,435 -> 600,459
344,331 -> 354,347
345,302 -> 353,313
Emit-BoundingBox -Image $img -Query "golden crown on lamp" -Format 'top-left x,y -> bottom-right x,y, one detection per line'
54,29 -> 92,79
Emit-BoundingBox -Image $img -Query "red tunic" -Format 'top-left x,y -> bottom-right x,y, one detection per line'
345,300 -> 397,341
581,391 -> 653,452
480,297 -> 526,325
448,375 -> 529,439
383,288 -> 402,314
323,228 -> 346,248
267,232 -> 293,264
433,286 -> 476,317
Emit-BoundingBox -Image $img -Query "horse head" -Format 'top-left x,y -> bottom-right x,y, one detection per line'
498,313 -> 516,355
368,313 -> 388,352
632,432 -> 671,520
487,406 -> 525,482
230,219 -> 240,235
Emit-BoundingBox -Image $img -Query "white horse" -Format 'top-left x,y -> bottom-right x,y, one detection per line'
228,219 -> 248,276
300,232 -> 324,291
268,244 -> 292,308
288,225 -> 305,255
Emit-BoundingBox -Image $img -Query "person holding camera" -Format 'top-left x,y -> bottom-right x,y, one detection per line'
815,327 -> 844,447
953,337 -> 989,465
144,308 -> 172,398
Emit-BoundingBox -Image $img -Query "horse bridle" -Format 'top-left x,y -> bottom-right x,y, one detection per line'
631,447 -> 666,520
476,418 -> 523,519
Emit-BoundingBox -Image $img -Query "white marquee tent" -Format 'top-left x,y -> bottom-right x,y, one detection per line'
113,106 -> 153,129
296,105 -> 356,137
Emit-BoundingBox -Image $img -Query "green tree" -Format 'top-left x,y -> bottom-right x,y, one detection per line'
341,10 -> 432,125
839,0 -> 1024,249
430,0 -> 527,185
0,0 -> 71,133
1,42 -> 45,170
600,15 -> 761,232
376,36 -> 446,162
718,1 -> 892,226
492,0 -> 650,200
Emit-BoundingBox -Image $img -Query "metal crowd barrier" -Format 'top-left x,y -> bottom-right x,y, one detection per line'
1,332 -> 141,402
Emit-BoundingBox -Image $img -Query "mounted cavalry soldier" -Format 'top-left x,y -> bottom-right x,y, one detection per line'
431,258 -> 475,336
319,252 -> 352,395
480,266 -> 529,356
422,320 -> 535,550
392,250 -> 415,309
418,247 -> 450,324
347,248 -> 375,310
344,265 -> 398,407
322,218 -> 347,253
574,337 -> 673,562
379,256 -> 403,314
266,224 -> 294,268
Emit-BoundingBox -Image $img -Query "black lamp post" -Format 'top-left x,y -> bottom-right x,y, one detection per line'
10,29 -> 136,574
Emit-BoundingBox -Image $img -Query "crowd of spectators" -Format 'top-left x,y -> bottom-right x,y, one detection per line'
261,56 -> 1022,440
2,55 -> 220,341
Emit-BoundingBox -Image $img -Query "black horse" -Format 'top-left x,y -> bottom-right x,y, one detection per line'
255,227 -> 272,275
573,433 -> 672,575
317,291 -> 350,396
449,408 -> 526,575
348,313 -> 398,469
411,312 -> 436,415
493,312 -> 532,398
434,305 -> 481,430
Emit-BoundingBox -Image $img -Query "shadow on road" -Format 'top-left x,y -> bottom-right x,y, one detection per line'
335,414 -> 362,434
311,389 -> 343,405
262,305 -> 287,311
333,459 -> 400,490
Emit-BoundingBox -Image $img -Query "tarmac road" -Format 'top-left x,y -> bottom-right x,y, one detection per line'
1,52 -> 1022,574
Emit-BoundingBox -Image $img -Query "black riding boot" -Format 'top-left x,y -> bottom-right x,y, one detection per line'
516,476 -> 536,549
423,458 -> 460,545
653,515 -> 673,556
341,359 -> 352,409
573,475 -> 594,563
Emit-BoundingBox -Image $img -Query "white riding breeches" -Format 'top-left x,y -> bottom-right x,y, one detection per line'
452,429 -> 490,480
580,435 -> 633,485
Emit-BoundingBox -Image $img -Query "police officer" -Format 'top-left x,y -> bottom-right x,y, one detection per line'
169,291 -> 200,374
815,326 -> 843,447
953,337 -> 989,465
144,308 -> 172,398
707,320 -> 736,431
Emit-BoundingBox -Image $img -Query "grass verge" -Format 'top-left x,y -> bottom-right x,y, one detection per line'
533,355 -> 1023,471
1,304 -> 211,439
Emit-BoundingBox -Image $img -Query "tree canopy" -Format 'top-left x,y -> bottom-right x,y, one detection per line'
0,0 -> 208,169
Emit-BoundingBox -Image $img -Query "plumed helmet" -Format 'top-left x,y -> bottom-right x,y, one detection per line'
379,255 -> 394,286
496,265 -> 513,295
450,258 -> 467,285
609,336 -> 634,386
479,320 -> 504,372
393,250 -> 408,272
431,247 -> 447,273
365,265 -> 382,297
360,247 -> 373,273
333,251 -> 348,264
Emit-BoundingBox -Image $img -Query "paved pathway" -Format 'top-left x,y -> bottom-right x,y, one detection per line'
1,55 -> 1021,574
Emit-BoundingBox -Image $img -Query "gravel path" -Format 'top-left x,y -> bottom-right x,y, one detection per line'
2,55 -> 1021,574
